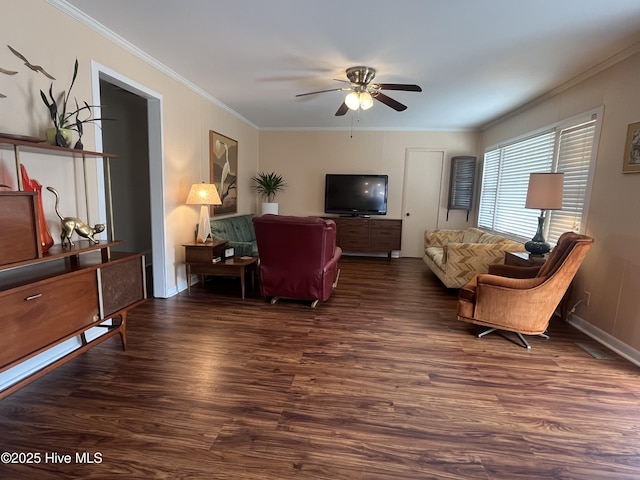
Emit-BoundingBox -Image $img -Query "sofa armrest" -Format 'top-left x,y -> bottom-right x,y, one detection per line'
424,229 -> 464,248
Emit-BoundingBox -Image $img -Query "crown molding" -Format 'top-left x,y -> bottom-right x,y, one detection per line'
48,0 -> 258,130
481,39 -> 640,131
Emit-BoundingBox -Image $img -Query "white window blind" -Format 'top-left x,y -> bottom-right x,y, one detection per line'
478,131 -> 555,238
478,115 -> 597,244
547,120 -> 595,243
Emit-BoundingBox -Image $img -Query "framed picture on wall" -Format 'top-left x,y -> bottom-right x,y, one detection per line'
622,121 -> 640,173
209,130 -> 238,214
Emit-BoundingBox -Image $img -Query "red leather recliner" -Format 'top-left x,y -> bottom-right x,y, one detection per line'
252,214 -> 342,307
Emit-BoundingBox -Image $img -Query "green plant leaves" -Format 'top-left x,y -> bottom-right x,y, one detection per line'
251,172 -> 286,203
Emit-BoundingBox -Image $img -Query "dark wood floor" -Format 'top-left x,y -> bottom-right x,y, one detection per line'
1,257 -> 640,479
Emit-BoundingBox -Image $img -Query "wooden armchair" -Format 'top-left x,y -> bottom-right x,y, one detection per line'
457,232 -> 594,348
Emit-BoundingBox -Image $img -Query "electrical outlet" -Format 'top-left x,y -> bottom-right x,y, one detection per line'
584,291 -> 591,307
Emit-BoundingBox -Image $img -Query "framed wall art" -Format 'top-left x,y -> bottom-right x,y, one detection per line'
209,130 -> 238,214
622,121 -> 640,173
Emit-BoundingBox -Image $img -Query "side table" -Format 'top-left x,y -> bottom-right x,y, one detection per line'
183,240 -> 258,299
504,251 -> 547,267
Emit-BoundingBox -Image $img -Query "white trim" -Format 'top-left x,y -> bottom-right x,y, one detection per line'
568,313 -> 640,368
260,126 -> 479,133
577,106 -> 604,235
49,0 -> 258,130
90,60 -> 169,299
484,107 -> 603,152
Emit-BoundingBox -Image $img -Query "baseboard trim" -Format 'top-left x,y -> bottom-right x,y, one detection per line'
568,314 -> 640,367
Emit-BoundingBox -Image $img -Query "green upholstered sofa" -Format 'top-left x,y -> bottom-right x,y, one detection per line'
209,214 -> 258,257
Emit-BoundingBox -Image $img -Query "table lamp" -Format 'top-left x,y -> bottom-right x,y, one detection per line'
186,183 -> 222,243
524,172 -> 564,256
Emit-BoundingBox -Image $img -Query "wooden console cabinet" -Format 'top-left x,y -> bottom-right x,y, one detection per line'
0,138 -> 146,399
328,217 -> 402,258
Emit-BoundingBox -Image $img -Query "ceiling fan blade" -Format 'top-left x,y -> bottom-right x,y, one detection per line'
335,102 -> 349,116
375,83 -> 422,92
295,87 -> 347,97
372,92 -> 407,111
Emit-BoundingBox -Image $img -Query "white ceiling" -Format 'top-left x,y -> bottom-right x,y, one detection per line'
62,0 -> 640,131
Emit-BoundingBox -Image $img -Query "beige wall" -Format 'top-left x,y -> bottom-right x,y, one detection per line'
258,130 -> 480,227
481,50 -> 640,357
0,0 -> 259,296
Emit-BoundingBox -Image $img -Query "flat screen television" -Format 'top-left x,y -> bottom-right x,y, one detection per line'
324,174 -> 388,216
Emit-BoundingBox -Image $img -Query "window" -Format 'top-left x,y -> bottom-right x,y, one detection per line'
478,112 -> 598,244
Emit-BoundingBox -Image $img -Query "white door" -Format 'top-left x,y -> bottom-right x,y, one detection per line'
401,149 -> 444,257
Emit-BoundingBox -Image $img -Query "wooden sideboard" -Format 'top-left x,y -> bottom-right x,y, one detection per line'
327,216 -> 402,258
0,138 -> 146,399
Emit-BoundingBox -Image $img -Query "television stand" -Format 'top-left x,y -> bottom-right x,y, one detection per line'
327,216 -> 402,258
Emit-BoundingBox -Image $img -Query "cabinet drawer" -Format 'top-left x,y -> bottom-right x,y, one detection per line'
99,255 -> 145,318
370,219 -> 402,231
0,270 -> 99,369
370,230 -> 402,250
370,220 -> 402,250
338,235 -> 370,249
337,224 -> 369,236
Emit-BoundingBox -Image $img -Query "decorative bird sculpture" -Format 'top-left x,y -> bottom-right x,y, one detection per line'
8,45 -> 55,80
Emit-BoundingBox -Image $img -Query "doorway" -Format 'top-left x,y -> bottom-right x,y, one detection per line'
91,62 -> 167,298
401,149 -> 444,258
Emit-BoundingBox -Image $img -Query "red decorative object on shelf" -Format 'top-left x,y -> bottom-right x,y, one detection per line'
20,165 -> 54,253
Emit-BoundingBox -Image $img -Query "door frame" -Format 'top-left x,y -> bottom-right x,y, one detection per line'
90,61 -> 168,298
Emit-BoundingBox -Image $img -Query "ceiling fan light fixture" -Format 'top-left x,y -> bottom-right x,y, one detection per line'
345,91 -> 374,111
345,91 -> 360,110
360,91 -> 373,110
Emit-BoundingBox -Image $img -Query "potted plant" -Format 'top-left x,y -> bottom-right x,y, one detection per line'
40,58 -> 106,149
251,171 -> 286,215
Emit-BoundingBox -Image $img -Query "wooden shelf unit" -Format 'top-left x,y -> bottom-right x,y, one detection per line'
0,139 -> 145,399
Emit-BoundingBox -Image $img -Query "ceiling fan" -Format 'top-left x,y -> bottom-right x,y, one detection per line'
295,66 -> 422,116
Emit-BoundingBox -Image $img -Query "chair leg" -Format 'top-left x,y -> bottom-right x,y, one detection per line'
515,333 -> 531,349
310,300 -> 319,308
477,327 -> 497,338
477,327 -> 549,349
332,269 -> 341,289
270,296 -> 279,305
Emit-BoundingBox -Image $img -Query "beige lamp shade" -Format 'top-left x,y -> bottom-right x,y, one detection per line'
186,183 -> 222,243
186,183 -> 222,206
525,173 -> 564,210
